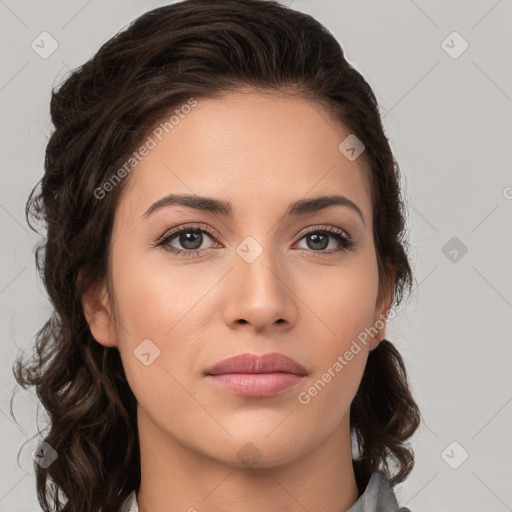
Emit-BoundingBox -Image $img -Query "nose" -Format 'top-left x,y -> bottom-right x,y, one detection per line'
222,242 -> 298,334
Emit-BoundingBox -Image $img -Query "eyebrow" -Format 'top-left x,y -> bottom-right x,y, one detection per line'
142,193 -> 365,225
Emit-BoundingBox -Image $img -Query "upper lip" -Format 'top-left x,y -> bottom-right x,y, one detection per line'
204,352 -> 307,376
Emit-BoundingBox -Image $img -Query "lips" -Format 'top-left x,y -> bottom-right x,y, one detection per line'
204,352 -> 307,376
204,352 -> 307,398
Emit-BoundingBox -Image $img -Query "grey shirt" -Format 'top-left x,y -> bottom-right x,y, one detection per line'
120,470 -> 411,512
347,471 -> 411,512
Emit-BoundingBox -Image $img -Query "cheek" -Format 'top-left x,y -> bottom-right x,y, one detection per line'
294,270 -> 375,434
111,246 -> 216,341
296,253 -> 380,348
111,248 -> 220,399
293,254 -> 378,404
112,250 -> 210,436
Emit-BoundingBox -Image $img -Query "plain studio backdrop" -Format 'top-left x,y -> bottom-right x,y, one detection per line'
0,1 -> 511,511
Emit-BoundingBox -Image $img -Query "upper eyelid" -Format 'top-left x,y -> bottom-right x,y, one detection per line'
297,224 -> 350,238
156,223 -> 217,244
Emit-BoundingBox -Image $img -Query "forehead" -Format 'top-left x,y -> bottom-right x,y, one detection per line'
117,90 -> 373,223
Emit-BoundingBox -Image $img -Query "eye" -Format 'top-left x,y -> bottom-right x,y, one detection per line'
294,226 -> 355,255
154,224 -> 355,259
154,224 -> 220,258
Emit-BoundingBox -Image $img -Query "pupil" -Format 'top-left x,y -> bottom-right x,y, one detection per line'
308,233 -> 328,250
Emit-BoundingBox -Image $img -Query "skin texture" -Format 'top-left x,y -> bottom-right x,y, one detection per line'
82,89 -> 394,512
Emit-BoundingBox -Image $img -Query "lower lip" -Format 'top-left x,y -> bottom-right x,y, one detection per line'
207,372 -> 304,397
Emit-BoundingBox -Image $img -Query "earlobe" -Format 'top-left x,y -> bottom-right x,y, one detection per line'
80,278 -> 118,348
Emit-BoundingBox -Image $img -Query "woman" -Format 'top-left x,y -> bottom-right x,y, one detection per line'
15,0 -> 421,511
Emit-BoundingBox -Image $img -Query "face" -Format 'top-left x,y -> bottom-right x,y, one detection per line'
84,89 -> 392,469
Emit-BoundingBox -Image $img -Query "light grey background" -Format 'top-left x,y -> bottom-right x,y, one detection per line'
1,1 -> 511,511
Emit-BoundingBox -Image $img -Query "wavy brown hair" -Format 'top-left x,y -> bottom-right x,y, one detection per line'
13,0 -> 421,510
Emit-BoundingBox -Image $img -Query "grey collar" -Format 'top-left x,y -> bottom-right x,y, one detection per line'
348,471 -> 412,512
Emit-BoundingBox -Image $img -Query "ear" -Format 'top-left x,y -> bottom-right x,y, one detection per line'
369,263 -> 396,351
79,270 -> 118,348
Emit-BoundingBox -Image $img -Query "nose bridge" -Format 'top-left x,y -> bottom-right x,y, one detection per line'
235,233 -> 285,301
224,232 -> 297,331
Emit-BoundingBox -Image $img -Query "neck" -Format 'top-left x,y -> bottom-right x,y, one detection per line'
135,407 -> 360,512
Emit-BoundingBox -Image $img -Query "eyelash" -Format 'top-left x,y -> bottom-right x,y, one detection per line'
154,224 -> 356,259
